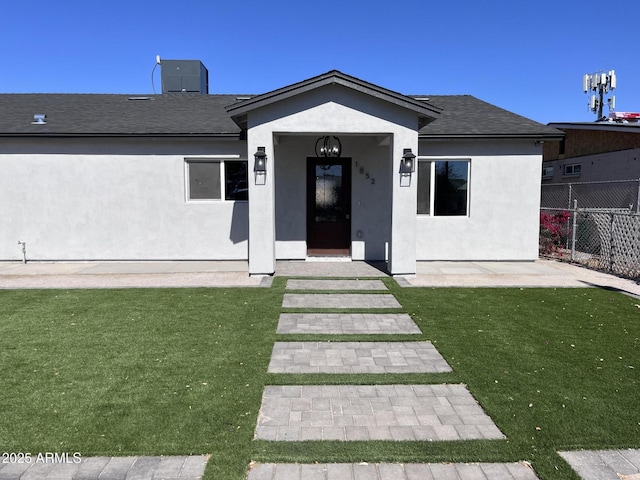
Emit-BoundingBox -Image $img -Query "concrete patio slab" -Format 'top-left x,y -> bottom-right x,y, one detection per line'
0,272 -> 270,289
268,342 -> 452,374
286,279 -> 387,291
276,313 -> 421,335
559,449 -> 640,480
247,462 -> 540,480
417,261 -> 564,276
255,384 -> 504,442
0,455 -> 208,480
282,294 -> 401,309
399,259 -> 640,296
2,258 -> 639,294
0,261 -> 270,289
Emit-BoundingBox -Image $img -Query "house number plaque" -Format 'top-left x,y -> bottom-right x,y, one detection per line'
355,161 -> 375,185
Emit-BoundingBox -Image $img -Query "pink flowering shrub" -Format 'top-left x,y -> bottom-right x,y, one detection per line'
540,210 -> 571,255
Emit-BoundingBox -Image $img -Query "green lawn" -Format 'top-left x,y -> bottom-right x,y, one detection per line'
1,279 -> 638,479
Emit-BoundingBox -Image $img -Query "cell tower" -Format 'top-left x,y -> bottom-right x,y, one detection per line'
583,70 -> 616,120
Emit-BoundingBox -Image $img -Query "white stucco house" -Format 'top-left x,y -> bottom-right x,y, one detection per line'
0,68 -> 563,275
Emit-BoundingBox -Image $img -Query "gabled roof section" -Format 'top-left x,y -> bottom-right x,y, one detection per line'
0,93 -> 242,137
417,95 -> 564,140
225,70 -> 442,130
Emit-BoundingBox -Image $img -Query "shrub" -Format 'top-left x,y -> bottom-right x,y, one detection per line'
540,210 -> 571,255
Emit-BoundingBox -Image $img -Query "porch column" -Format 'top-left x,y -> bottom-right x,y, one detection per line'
388,134 -> 418,275
247,131 -> 276,275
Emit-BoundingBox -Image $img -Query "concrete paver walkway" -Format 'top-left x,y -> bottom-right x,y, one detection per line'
282,294 -> 401,309
247,462 -> 540,480
285,279 -> 387,290
275,261 -> 387,277
268,342 -> 452,374
258,278 -> 510,477
0,455 -> 208,480
254,384 -> 504,442
276,313 -> 421,334
559,449 -> 640,479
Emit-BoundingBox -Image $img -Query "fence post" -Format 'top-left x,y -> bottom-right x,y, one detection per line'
609,213 -> 615,272
571,200 -> 578,262
568,183 -> 572,210
636,178 -> 640,213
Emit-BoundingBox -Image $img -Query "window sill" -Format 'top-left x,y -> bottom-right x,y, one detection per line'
417,214 -> 470,218
186,199 -> 248,203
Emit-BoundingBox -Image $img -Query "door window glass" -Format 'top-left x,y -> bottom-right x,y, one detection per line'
315,164 -> 344,222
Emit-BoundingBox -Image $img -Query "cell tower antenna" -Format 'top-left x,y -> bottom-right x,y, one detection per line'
582,70 -> 616,121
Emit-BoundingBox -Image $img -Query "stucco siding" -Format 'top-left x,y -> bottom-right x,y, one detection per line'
349,136 -> 392,261
0,148 -> 248,261
416,140 -> 541,260
274,140 -> 307,259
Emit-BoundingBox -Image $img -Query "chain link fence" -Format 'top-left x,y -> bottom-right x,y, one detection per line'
541,179 -> 640,211
540,179 -> 640,279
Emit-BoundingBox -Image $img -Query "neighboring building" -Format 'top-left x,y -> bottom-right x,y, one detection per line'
0,67 -> 562,275
542,120 -> 640,183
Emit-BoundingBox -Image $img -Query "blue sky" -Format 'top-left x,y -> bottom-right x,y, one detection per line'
1,0 -> 638,124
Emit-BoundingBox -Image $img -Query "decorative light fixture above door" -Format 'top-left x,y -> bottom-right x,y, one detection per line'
315,135 -> 342,158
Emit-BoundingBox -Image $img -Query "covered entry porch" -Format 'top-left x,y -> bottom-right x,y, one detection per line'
273,134 -> 392,262
225,70 -> 441,276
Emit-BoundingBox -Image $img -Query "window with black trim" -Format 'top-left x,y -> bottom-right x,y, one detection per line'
417,161 -> 432,215
418,160 -> 469,216
224,161 -> 248,201
186,160 -> 248,201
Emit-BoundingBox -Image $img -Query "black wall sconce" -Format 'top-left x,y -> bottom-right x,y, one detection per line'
254,147 -> 267,173
400,148 -> 416,174
254,146 -> 267,185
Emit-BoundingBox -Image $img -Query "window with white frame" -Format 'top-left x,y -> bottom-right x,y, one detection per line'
563,163 -> 581,176
417,159 -> 470,216
186,159 -> 248,201
542,165 -> 554,178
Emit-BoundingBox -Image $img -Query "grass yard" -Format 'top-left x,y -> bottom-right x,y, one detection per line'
1,278 -> 639,479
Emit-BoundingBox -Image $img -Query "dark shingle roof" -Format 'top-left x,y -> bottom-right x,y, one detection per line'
417,95 -> 564,139
0,90 -> 562,140
0,93 -> 243,136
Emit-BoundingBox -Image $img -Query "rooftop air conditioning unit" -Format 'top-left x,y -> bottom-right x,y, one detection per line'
161,60 -> 209,94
